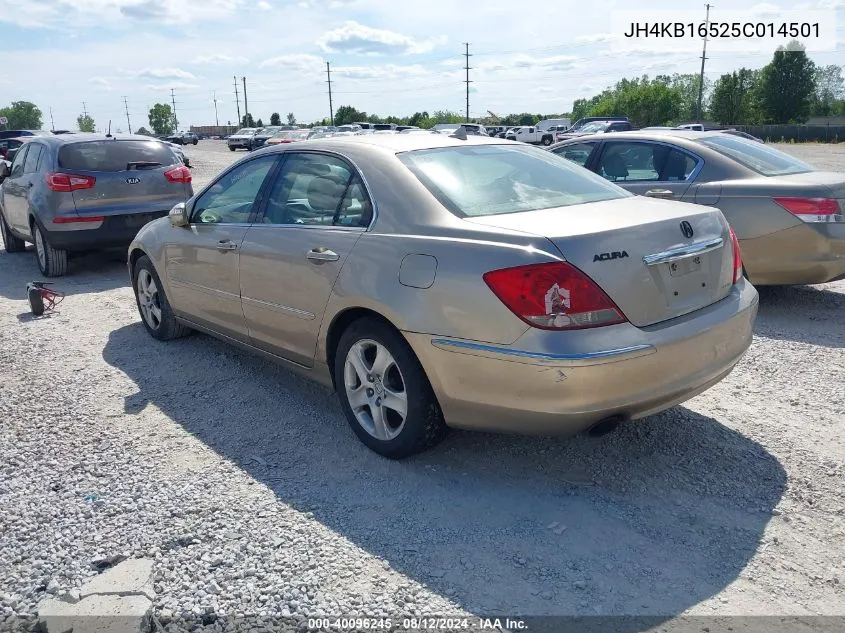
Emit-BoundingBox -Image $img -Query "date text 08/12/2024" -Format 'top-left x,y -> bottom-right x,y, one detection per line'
306,617 -> 528,630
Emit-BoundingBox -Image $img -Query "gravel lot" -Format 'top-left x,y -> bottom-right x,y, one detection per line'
1,141 -> 844,632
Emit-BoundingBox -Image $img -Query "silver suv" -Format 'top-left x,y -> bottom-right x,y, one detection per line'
0,134 -> 193,276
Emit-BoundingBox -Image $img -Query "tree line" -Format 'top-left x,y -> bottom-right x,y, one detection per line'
572,41 -> 844,127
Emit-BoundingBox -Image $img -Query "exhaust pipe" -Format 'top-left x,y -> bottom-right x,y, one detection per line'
587,414 -> 627,437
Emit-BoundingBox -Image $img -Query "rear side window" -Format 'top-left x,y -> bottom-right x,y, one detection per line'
58,140 -> 178,172
24,145 -> 43,174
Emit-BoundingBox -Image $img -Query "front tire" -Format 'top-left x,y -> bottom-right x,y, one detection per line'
541,136 -> 552,146
132,255 -> 190,341
1,213 -> 26,253
229,146 -> 236,152
334,317 -> 448,459
33,223 -> 67,277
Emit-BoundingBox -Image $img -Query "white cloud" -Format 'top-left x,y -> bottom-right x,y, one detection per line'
190,53 -> 249,65
316,21 -> 444,55
749,2 -> 782,15
332,63 -> 432,79
138,67 -> 197,80
257,0 -> 271,9
259,53 -> 324,70
146,82 -> 201,91
89,76 -> 110,86
576,33 -> 615,44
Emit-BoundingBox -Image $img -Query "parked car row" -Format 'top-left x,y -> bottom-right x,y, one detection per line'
2,130 -> 840,460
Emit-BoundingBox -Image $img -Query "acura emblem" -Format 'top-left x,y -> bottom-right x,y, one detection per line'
126,177 -> 141,185
680,220 -> 694,239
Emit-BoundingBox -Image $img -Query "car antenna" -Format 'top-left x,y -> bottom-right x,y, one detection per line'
106,120 -> 112,138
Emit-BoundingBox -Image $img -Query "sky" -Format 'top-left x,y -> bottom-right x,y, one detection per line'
0,0 -> 843,131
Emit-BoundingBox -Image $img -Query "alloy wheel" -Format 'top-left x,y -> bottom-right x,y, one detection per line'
343,339 -> 408,441
137,269 -> 163,330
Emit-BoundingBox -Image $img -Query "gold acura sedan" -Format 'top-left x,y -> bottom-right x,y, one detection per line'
128,135 -> 758,458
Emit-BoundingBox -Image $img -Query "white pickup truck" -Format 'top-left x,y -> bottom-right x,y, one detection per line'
510,126 -> 556,146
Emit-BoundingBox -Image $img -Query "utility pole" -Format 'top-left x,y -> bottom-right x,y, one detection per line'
49,107 -> 55,132
233,76 -> 241,127
213,90 -> 219,127
696,3 -> 712,123
463,43 -> 472,122
82,102 -> 88,118
326,61 -> 334,126
242,76 -> 249,126
170,88 -> 178,131
123,96 -> 132,134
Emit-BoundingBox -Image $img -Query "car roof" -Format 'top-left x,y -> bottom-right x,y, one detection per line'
23,133 -> 179,147
556,129 -> 727,143
260,133 -> 516,155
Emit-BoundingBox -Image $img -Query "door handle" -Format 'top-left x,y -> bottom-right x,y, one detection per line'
306,247 -> 339,262
216,240 -> 237,251
644,189 -> 674,199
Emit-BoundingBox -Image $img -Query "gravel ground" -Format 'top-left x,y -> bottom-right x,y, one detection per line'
1,141 -> 843,633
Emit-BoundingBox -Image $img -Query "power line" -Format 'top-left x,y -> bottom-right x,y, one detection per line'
464,43 -> 472,122
233,75 -> 241,125
696,3 -> 713,122
123,96 -> 132,134
326,61 -> 334,126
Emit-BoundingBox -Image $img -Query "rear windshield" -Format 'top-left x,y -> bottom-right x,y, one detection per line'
398,144 -> 630,217
697,134 -> 814,176
58,140 -> 178,172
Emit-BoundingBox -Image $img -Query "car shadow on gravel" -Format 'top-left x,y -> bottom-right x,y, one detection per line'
103,324 -> 786,631
755,284 -> 845,348
0,248 -> 130,300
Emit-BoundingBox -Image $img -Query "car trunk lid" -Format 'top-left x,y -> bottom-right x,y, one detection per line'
58,139 -> 191,217
466,196 -> 735,327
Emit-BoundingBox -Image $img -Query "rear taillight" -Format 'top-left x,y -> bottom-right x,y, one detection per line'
483,261 -> 627,330
46,173 -> 96,192
53,216 -> 105,224
729,227 -> 743,284
773,197 -> 842,223
164,165 -> 192,183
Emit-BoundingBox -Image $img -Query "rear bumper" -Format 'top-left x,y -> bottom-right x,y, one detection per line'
404,280 -> 758,434
742,222 -> 845,285
227,139 -> 251,149
41,211 -> 169,250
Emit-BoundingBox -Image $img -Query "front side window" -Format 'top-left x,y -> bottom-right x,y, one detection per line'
192,155 -> 277,224
697,134 -> 813,176
597,142 -> 698,182
552,142 -> 597,167
261,153 -> 372,228
9,145 -> 28,177
399,144 -> 629,218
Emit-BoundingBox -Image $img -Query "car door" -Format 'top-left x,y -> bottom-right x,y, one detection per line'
165,153 -> 279,341
238,151 -> 372,367
593,140 -> 702,201
1,144 -> 33,234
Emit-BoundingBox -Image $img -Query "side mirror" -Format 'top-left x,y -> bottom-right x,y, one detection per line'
169,202 -> 189,227
0,161 -> 9,183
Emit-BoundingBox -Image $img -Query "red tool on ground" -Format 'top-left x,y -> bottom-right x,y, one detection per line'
27,282 -> 65,316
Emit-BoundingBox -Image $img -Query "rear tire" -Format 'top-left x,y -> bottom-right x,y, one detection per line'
1,213 -> 26,253
229,146 -> 236,152
133,255 -> 190,341
334,317 -> 449,459
33,222 -> 67,277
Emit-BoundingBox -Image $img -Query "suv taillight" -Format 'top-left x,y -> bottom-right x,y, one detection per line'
164,165 -> 192,183
483,261 -> 627,330
46,173 -> 96,192
729,227 -> 743,284
773,197 -> 842,223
